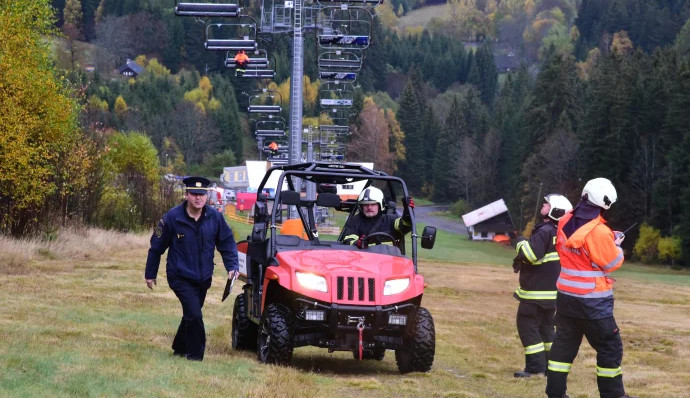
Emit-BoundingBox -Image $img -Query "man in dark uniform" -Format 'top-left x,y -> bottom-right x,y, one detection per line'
145,176 -> 239,361
341,186 -> 413,248
512,194 -> 572,378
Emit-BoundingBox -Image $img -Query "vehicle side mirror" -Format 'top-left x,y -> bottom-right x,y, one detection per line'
421,226 -> 437,249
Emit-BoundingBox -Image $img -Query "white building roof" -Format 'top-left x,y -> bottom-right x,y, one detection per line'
461,199 -> 508,227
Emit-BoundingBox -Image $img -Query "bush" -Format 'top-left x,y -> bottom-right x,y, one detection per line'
450,199 -> 470,218
521,219 -> 536,238
633,223 -> 660,263
658,235 -> 682,266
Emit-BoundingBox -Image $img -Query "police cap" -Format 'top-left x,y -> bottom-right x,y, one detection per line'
183,176 -> 211,195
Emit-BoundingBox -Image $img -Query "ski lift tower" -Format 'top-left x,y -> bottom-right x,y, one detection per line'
286,0 -> 304,168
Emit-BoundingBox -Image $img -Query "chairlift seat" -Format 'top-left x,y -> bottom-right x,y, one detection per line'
320,98 -> 353,106
318,35 -> 369,47
318,0 -> 382,4
319,125 -> 350,133
248,105 -> 282,113
175,3 -> 240,17
205,39 -> 256,51
319,71 -> 357,81
255,129 -> 286,137
239,69 -> 276,78
225,57 -> 269,69
318,59 -> 361,69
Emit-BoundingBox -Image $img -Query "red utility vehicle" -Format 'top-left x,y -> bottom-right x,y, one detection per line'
232,162 -> 437,372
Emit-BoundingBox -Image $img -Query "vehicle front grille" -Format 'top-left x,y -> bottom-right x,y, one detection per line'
336,276 -> 375,302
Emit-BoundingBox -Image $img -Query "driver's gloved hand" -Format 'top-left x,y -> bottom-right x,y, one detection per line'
356,235 -> 367,249
403,196 -> 415,209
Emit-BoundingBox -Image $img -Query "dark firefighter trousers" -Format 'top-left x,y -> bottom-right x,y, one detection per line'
546,313 -> 625,398
517,301 -> 555,373
167,275 -> 213,361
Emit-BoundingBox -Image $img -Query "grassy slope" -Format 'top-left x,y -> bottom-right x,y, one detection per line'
0,227 -> 689,397
397,4 -> 448,30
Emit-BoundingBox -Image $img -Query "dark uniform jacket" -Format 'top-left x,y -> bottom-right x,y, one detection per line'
145,202 -> 238,281
513,220 -> 560,308
341,210 -> 411,245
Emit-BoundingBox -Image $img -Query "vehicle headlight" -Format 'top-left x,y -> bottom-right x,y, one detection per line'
383,278 -> 410,296
295,272 -> 328,292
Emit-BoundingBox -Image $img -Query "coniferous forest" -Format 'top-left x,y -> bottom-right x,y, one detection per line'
2,0 -> 690,267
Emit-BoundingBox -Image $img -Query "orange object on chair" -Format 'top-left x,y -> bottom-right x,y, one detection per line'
280,219 -> 308,239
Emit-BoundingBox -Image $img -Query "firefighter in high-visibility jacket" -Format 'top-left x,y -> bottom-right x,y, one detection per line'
546,178 -> 636,398
512,194 -> 572,378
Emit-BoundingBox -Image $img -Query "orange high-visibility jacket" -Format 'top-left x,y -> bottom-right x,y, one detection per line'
234,52 -> 249,64
555,213 -> 624,299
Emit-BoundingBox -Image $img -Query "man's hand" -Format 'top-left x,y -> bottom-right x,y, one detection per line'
356,235 -> 367,249
613,231 -> 625,247
229,270 -> 239,279
146,279 -> 156,289
403,196 -> 415,209
512,260 -> 522,273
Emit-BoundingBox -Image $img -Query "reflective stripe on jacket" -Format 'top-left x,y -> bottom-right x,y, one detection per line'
555,213 -> 623,299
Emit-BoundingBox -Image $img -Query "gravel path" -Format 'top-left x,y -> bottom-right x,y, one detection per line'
413,205 -> 467,235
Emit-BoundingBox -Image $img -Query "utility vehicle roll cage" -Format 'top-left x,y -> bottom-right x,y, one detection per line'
253,162 -> 424,272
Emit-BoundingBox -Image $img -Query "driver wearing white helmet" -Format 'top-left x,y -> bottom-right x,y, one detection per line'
341,186 -> 413,249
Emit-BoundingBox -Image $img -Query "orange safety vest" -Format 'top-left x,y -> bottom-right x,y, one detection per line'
555,213 -> 624,299
234,52 -> 249,63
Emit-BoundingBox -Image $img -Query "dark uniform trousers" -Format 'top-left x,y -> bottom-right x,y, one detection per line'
517,301 -> 555,373
168,275 -> 213,360
546,312 -> 625,398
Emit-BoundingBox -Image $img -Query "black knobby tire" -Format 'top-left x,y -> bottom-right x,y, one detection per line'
354,348 -> 386,361
257,303 -> 294,365
232,293 -> 257,350
395,307 -> 435,373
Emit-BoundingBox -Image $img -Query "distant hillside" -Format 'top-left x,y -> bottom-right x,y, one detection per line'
397,3 -> 447,31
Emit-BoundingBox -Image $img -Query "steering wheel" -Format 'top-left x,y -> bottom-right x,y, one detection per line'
362,232 -> 398,247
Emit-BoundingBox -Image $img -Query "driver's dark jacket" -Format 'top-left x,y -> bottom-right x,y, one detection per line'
145,202 -> 238,281
342,210 -> 412,245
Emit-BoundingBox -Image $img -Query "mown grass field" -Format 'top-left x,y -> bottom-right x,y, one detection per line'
1,226 -> 689,397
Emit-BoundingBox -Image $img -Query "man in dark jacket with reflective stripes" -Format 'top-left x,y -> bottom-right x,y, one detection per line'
341,186 -> 412,248
512,194 -> 572,378
145,176 -> 239,361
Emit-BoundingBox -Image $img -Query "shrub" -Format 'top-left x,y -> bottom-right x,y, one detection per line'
658,236 -> 682,266
633,223 -> 660,263
450,199 -> 470,218
521,219 -> 535,238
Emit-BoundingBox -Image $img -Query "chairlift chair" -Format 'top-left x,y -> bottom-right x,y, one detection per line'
175,1 -> 241,17
317,50 -> 363,71
247,89 -> 283,114
204,22 -> 258,51
255,116 -> 287,137
316,6 -> 373,50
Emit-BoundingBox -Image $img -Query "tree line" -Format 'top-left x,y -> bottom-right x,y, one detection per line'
4,0 -> 690,267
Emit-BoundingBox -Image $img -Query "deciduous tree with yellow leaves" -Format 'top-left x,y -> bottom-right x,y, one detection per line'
0,0 -> 91,235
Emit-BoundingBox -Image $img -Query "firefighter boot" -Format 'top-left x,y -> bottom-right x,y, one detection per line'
514,351 -> 546,377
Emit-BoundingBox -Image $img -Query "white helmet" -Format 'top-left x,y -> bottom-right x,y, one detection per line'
582,177 -> 617,210
544,194 -> 573,221
358,186 -> 384,210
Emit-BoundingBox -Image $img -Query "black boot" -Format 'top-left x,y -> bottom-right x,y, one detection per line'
514,370 -> 545,378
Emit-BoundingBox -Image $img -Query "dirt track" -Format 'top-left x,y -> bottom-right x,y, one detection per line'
413,205 -> 467,235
